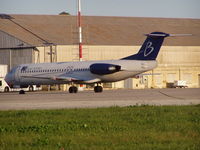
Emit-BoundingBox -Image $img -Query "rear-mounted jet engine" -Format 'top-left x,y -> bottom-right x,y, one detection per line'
90,63 -> 121,75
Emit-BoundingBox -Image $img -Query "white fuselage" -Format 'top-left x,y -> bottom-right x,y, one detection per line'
5,60 -> 157,86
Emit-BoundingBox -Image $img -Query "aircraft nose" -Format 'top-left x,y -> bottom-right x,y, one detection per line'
5,72 -> 13,87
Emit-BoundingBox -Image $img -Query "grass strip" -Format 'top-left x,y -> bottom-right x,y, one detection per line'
0,105 -> 200,150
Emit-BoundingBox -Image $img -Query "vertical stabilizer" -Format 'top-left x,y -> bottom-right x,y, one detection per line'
122,32 -> 170,60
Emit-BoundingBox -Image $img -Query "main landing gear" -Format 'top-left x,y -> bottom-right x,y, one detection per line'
68,84 -> 103,93
94,85 -> 103,93
68,86 -> 78,93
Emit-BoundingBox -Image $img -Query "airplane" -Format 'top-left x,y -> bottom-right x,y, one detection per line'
5,32 -> 173,94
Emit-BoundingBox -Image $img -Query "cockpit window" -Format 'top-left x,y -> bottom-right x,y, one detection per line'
10,66 -> 18,73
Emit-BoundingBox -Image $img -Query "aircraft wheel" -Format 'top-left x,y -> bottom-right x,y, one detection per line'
73,86 -> 78,93
19,90 -> 25,94
4,86 -> 9,92
69,86 -> 78,93
94,86 -> 103,93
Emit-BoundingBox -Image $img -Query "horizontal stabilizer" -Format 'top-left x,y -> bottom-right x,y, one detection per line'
144,33 -> 170,37
168,34 -> 193,37
144,33 -> 192,37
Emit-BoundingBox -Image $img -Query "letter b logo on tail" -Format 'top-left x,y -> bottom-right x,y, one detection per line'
144,41 -> 154,57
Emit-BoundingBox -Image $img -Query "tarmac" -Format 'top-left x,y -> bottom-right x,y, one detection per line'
0,88 -> 200,110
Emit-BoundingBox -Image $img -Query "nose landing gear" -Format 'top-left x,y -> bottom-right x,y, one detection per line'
19,90 -> 25,94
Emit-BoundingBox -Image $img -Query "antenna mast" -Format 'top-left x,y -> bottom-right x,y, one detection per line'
78,0 -> 83,61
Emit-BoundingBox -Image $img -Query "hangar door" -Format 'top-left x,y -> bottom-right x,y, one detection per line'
166,73 -> 176,88
124,78 -> 133,89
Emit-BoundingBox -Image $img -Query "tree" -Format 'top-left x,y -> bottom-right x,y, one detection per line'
59,12 -> 70,15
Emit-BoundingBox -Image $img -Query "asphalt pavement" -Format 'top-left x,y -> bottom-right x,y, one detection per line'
0,88 -> 199,110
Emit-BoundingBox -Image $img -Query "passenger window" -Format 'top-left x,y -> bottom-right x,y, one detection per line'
0,81 -> 2,86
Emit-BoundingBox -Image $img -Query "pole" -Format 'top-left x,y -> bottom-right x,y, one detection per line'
50,45 -> 53,63
151,70 -> 154,88
77,0 -> 84,90
9,49 -> 12,71
78,0 -> 83,61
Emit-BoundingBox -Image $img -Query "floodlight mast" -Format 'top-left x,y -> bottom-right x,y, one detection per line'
78,0 -> 83,61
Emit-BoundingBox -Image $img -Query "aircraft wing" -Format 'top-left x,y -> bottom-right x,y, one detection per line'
54,74 -> 101,83
21,74 -> 101,84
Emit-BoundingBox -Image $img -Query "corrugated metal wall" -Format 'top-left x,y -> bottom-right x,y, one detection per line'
0,30 -> 32,49
0,48 -> 33,71
0,29 -> 35,70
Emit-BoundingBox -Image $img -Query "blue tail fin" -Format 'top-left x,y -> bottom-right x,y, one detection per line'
122,32 -> 170,60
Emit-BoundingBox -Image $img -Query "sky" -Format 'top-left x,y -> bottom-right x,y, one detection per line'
1,0 -> 200,19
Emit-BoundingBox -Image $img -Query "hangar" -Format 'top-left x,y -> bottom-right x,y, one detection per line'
0,14 -> 200,89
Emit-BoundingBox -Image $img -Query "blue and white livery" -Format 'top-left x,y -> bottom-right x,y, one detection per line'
5,32 -> 170,93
